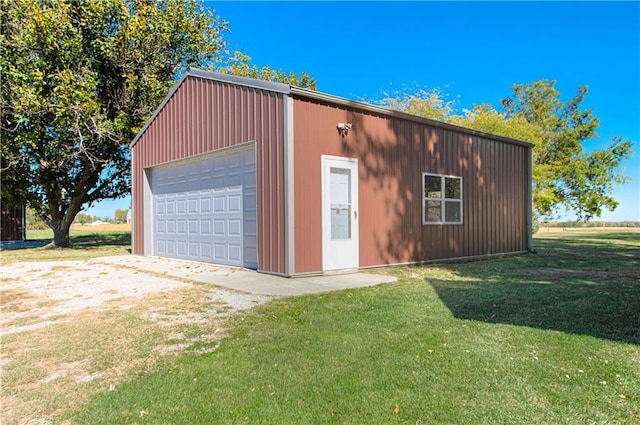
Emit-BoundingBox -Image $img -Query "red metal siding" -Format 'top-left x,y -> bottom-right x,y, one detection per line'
1,206 -> 24,241
293,98 -> 529,273
131,76 -> 286,274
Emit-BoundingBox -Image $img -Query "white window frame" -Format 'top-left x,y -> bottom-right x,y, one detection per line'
422,172 -> 463,225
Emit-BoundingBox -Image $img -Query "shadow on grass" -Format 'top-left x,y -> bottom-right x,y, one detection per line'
2,232 -> 131,250
70,232 -> 131,247
429,232 -> 640,345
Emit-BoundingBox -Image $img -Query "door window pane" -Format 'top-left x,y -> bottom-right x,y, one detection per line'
330,168 -> 351,240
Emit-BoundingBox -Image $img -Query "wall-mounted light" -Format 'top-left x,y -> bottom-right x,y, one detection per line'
337,122 -> 352,137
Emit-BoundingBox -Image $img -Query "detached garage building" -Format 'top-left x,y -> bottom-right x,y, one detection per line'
131,68 -> 533,276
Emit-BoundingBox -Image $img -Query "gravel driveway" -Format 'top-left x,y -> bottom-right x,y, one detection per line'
1,259 -> 271,336
0,258 -> 272,424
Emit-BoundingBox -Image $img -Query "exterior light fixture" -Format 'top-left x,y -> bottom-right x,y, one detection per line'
337,122 -> 352,137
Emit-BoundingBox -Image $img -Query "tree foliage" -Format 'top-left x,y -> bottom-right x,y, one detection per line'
216,51 -> 317,90
1,0 -> 229,246
499,81 -> 632,220
114,208 -> 129,223
75,212 -> 93,225
382,80 -> 633,221
377,87 -> 456,122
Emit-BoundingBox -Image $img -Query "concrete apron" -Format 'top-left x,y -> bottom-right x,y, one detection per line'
92,256 -> 397,297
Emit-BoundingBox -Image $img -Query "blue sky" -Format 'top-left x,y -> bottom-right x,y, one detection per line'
87,1 -> 639,221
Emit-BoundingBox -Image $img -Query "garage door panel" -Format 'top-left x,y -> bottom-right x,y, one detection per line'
200,220 -> 212,235
151,146 -> 257,268
213,196 -> 225,212
228,219 -> 241,236
177,200 -> 186,214
176,220 -> 186,234
201,243 -> 212,258
188,199 -> 198,214
188,220 -> 198,234
199,198 -> 211,213
228,194 -> 241,212
228,244 -> 242,261
213,243 -> 226,261
213,219 -> 225,235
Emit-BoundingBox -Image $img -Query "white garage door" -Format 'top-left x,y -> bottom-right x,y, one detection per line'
151,146 -> 257,268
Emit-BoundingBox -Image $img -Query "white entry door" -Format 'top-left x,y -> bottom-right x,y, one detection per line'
322,155 -> 359,271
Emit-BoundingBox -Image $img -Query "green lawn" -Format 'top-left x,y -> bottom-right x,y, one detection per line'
65,230 -> 640,424
1,225 -> 131,264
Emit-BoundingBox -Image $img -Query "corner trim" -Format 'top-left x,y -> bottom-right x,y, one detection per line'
142,168 -> 153,256
283,95 -> 296,276
527,146 -> 534,252
130,149 -> 135,252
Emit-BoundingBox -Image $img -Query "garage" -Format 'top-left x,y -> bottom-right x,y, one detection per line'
132,69 -> 532,276
150,145 -> 257,268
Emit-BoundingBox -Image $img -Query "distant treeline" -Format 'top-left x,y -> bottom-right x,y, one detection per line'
25,208 -> 130,230
543,221 -> 639,228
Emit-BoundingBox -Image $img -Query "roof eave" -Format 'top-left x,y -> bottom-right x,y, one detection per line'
289,86 -> 534,148
130,68 -> 533,151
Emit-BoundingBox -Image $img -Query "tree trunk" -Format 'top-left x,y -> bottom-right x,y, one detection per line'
46,222 -> 72,248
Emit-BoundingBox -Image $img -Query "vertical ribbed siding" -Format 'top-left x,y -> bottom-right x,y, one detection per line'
131,77 -> 286,274
0,206 -> 24,241
293,98 -> 529,273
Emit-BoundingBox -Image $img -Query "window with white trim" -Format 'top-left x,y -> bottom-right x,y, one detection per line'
423,173 -> 463,225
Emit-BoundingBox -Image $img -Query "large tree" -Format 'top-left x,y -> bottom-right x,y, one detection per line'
498,81 -> 632,220
380,81 -> 633,220
1,0 -> 229,247
216,50 -> 318,90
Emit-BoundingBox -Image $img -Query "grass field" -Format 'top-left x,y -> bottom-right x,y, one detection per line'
55,228 -> 638,424
1,224 -> 131,264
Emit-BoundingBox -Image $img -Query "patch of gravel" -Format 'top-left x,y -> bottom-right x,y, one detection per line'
0,260 -> 271,336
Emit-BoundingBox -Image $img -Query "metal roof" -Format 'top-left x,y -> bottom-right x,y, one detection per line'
130,68 -> 533,149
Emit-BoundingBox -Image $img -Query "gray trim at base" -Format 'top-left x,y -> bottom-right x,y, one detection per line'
282,251 -> 531,277
359,250 -> 531,270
